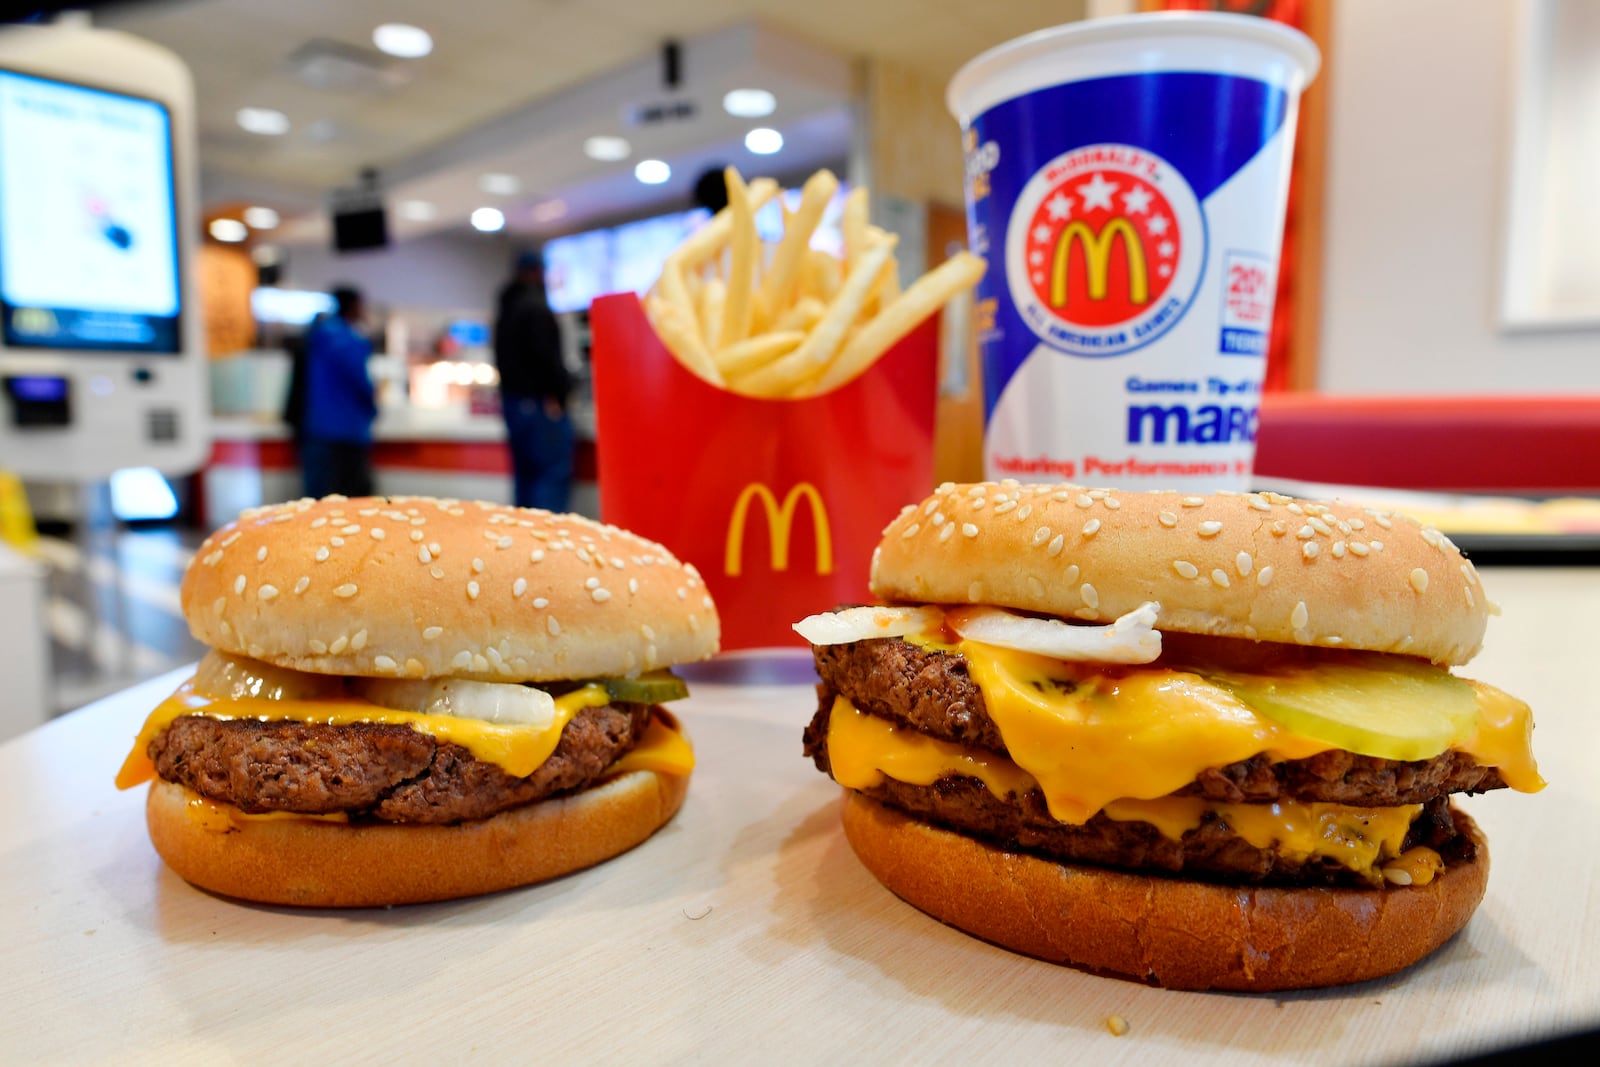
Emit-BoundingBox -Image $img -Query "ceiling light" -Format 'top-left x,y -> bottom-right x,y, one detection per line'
634,159 -> 670,185
209,218 -> 248,242
584,135 -> 631,162
479,173 -> 521,196
723,88 -> 776,118
373,23 -> 433,59
531,200 -> 567,223
744,127 -> 783,155
471,207 -> 505,232
243,206 -> 279,230
398,200 -> 437,222
236,107 -> 290,136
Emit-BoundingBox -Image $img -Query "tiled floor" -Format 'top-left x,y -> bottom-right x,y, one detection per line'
37,524 -> 205,715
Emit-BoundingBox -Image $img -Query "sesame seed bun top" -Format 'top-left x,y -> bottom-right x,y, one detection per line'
182,496 -> 721,681
870,482 -> 1490,665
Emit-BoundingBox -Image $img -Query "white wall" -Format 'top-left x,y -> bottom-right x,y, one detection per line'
1318,0 -> 1600,394
279,229 -> 517,317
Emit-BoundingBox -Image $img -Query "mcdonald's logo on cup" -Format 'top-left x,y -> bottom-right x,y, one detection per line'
1005,143 -> 1205,358
724,482 -> 833,577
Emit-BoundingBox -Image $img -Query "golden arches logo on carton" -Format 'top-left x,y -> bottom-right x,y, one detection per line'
724,482 -> 833,577
1050,217 -> 1149,308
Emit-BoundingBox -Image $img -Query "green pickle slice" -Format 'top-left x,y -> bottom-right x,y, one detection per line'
598,670 -> 689,705
1199,658 -> 1479,761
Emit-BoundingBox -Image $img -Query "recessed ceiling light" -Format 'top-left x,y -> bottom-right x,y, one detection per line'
373,23 -> 433,59
236,107 -> 290,136
723,88 -> 776,118
531,200 -> 567,223
398,200 -> 437,222
471,207 -> 506,232
634,159 -> 670,185
744,127 -> 783,155
209,218 -> 248,242
584,135 -> 631,162
479,173 -> 521,196
243,206 -> 279,230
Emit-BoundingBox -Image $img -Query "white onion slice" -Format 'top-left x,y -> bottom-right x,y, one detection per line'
945,602 -> 1163,664
194,650 -> 344,702
355,677 -> 557,727
792,605 -> 948,646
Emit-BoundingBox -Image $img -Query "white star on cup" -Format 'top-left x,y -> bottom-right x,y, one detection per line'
1076,173 -> 1118,211
1122,186 -> 1154,215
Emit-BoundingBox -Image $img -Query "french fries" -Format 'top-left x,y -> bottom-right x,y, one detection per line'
646,166 -> 986,398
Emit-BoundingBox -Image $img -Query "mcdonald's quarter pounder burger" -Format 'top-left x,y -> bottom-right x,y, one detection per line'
796,482 -> 1542,991
117,496 -> 719,907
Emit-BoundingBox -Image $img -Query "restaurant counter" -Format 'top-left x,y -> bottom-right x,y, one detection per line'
2,566 -> 1595,1063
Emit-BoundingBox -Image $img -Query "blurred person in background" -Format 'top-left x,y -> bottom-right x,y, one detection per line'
300,285 -> 377,498
494,250 -> 573,511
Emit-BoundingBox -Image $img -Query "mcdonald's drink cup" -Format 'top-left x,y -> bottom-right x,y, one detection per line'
588,293 -> 938,650
947,13 -> 1319,490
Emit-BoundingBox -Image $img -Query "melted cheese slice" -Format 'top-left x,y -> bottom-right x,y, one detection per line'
956,641 -> 1543,824
826,697 -> 1423,880
117,680 -> 692,790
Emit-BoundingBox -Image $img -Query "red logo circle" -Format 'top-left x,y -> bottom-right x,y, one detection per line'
1023,171 -> 1180,329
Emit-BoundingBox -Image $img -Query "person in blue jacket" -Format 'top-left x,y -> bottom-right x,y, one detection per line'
300,286 -> 377,498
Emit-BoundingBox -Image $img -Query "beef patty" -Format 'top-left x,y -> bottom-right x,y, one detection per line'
150,702 -> 652,824
804,697 -> 1476,888
813,638 -> 1507,806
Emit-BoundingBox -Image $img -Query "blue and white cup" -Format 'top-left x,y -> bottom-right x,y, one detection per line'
948,13 -> 1319,491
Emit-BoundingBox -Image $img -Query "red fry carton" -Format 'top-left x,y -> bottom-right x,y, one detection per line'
590,293 -> 938,650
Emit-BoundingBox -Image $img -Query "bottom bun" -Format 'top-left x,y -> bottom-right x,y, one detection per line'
840,792 -> 1489,991
147,770 -> 689,908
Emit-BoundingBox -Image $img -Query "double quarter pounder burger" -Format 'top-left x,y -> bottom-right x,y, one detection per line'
797,482 -> 1542,991
116,496 -> 719,907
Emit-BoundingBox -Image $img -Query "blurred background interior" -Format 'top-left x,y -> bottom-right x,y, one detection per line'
0,0 -> 1597,734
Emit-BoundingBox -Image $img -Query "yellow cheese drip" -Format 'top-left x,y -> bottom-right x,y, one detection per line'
1462,680 -> 1545,792
116,680 -> 615,789
825,697 -> 1423,880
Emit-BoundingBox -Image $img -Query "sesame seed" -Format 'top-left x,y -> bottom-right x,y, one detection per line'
585,576 -> 600,589
592,588 -> 612,602
1080,583 -> 1099,609
430,566 -> 444,580
923,498 -> 939,516
1211,569 -> 1230,589
311,518 -> 327,529
1286,503 -> 1304,515
257,584 -> 279,601
1332,541 -> 1347,558
1017,505 -> 1033,521
202,551 -> 223,567
370,528 -> 386,541
212,597 -> 225,615
628,577 -> 639,594
423,627 -> 443,640
497,536 -> 513,549
472,558 -> 484,573
676,588 -> 688,600
547,617 -> 561,636
533,597 -> 549,608
1197,521 -> 1223,537
351,629 -> 368,650
968,580 -> 984,601
641,625 -> 656,641
1083,519 -> 1101,536
1104,497 -> 1122,510
1291,601 -> 1309,630
1173,560 -> 1199,580
1047,534 -> 1065,557
374,655 -> 398,672
961,523 -> 979,538
1371,540 -> 1385,552
1236,552 -> 1253,576
1247,494 -> 1272,512
1089,489 -> 1107,500
1182,496 -> 1205,508
1076,494 -> 1094,508
1158,511 -> 1178,528
1465,586 -> 1476,608
531,550 -> 545,563
1310,518 -> 1333,537
330,536 -> 344,547
309,639 -> 328,655
485,647 -> 503,667
1410,568 -> 1430,594
1375,514 -> 1393,529
1350,542 -> 1370,557
902,523 -> 921,539
233,575 -> 246,595
429,542 -> 441,554
1461,562 -> 1477,584
219,621 -> 231,635
995,500 -> 1017,514
341,524 -> 360,535
1032,526 -> 1051,546
419,547 -> 432,564
1027,576 -> 1045,597
358,508 -> 378,516
256,546 -> 268,562
467,580 -> 480,600
409,530 -> 424,543
472,654 -> 488,673
513,578 -> 527,597
334,583 -> 358,598
221,532 -> 241,546
1350,518 -> 1366,530
938,524 -> 955,543
1296,525 -> 1315,540
1062,564 -> 1080,585
1303,542 -> 1320,560
1271,521 -> 1287,536
330,635 -> 349,655
930,512 -> 945,527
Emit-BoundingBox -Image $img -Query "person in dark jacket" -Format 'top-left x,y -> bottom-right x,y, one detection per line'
300,286 -> 377,498
494,251 -> 574,511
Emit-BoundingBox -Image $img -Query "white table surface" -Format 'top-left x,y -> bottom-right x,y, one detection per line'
3,567 -> 1596,1065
